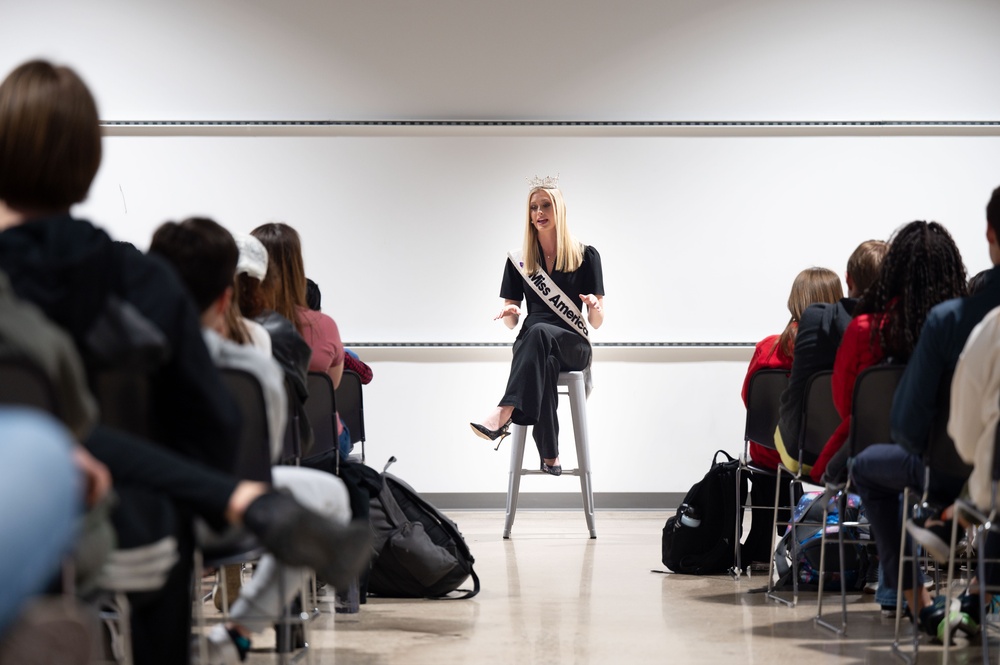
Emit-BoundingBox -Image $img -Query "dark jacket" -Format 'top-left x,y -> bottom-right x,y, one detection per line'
256,310 -> 314,455
0,214 -> 240,473
776,297 -> 856,463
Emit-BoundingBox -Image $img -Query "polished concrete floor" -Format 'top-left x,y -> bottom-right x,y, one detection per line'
230,511 -> 997,664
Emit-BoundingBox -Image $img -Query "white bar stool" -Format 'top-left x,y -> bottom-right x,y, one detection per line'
503,370 -> 596,539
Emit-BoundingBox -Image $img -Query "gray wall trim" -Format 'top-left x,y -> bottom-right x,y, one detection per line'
424,492 -> 685,511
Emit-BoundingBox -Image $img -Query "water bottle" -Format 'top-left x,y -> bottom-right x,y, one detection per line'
678,503 -> 701,528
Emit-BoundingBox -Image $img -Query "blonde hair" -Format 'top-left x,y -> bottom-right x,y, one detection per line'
776,267 -> 844,358
522,187 -> 583,275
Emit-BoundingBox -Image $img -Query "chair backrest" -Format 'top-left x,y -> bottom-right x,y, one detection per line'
798,370 -> 839,466
220,368 -> 273,483
335,369 -> 366,446
305,371 -> 339,461
0,355 -> 59,415
925,370 -> 972,479
847,364 -> 905,456
744,369 -> 789,449
90,369 -> 150,438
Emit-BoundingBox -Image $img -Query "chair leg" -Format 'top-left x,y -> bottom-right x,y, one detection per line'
975,523 -> 990,665
767,467 -> 796,606
503,425 -> 528,539
789,475 -> 801,608
733,465 -> 745,578
815,491 -> 832,628
836,492 -> 850,633
892,487 -> 918,663
567,377 -> 596,539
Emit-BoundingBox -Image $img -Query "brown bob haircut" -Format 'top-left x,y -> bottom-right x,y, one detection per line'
0,60 -> 102,210
251,222 -> 308,333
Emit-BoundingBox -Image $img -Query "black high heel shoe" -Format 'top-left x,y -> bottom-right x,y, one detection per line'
540,461 -> 562,476
470,419 -> 513,450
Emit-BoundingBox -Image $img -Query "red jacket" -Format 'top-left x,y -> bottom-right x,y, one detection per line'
742,334 -> 792,470
809,313 -> 884,482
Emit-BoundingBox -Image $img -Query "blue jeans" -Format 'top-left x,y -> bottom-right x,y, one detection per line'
851,444 -> 926,591
875,566 -> 898,607
339,423 -> 353,459
0,408 -> 80,636
852,443 -> 965,591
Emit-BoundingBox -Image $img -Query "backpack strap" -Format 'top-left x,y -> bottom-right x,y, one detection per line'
376,475 -> 410,528
713,449 -> 738,465
429,567 -> 480,600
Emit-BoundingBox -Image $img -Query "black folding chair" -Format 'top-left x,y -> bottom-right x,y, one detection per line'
735,369 -> 788,577
815,364 -> 904,635
335,370 -> 366,462
304,371 -> 340,468
894,371 -> 974,660
195,368 -> 310,665
768,370 -> 838,606
90,369 -> 150,439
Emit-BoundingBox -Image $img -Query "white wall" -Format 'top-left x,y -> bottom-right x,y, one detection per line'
3,0 -> 1000,497
3,0 -> 1000,121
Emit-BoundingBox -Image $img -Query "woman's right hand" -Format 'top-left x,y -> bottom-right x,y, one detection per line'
493,303 -> 521,321
494,300 -> 522,329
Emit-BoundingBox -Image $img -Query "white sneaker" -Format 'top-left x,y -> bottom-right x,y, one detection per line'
191,624 -> 246,665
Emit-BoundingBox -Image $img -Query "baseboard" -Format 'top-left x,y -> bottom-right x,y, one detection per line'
423,492 -> 685,511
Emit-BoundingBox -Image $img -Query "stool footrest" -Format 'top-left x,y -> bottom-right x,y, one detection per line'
503,371 -> 595,539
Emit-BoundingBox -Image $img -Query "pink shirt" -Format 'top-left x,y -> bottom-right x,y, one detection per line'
297,307 -> 345,373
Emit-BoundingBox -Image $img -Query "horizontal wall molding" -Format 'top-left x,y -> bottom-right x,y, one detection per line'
100,119 -> 1000,138
344,343 -> 754,363
424,492 -> 684,511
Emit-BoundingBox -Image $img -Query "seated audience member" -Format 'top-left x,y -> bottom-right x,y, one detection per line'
0,261 -> 365,664
306,277 -> 374,385
851,195 -> 1000,640
775,240 -> 889,473
0,59 -> 370,664
902,300 -> 1000,620
150,217 -> 359,662
968,268 -> 991,295
811,223 -> 966,485
234,233 -> 315,456
252,223 -> 354,459
740,267 -> 843,567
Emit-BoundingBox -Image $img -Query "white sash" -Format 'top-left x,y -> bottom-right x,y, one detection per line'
507,250 -> 591,345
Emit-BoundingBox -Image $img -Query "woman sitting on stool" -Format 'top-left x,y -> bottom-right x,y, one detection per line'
471,177 -> 605,476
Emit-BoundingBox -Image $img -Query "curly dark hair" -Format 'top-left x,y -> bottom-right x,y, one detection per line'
855,221 -> 967,362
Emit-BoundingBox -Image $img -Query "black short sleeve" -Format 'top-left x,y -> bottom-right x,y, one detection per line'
500,257 -> 524,301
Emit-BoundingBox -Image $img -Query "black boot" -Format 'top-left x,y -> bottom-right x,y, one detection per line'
243,489 -> 372,590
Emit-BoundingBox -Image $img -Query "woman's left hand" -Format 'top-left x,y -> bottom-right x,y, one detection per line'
579,294 -> 602,313
580,294 -> 604,328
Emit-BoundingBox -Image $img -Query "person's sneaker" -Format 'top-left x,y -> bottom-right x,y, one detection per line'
905,511 -> 955,563
880,603 -> 911,620
242,489 -> 373,590
191,624 -> 250,665
932,593 -> 982,628
918,599 -> 976,644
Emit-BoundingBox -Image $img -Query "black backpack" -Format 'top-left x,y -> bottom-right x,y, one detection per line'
661,450 -> 747,575
367,459 -> 480,599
